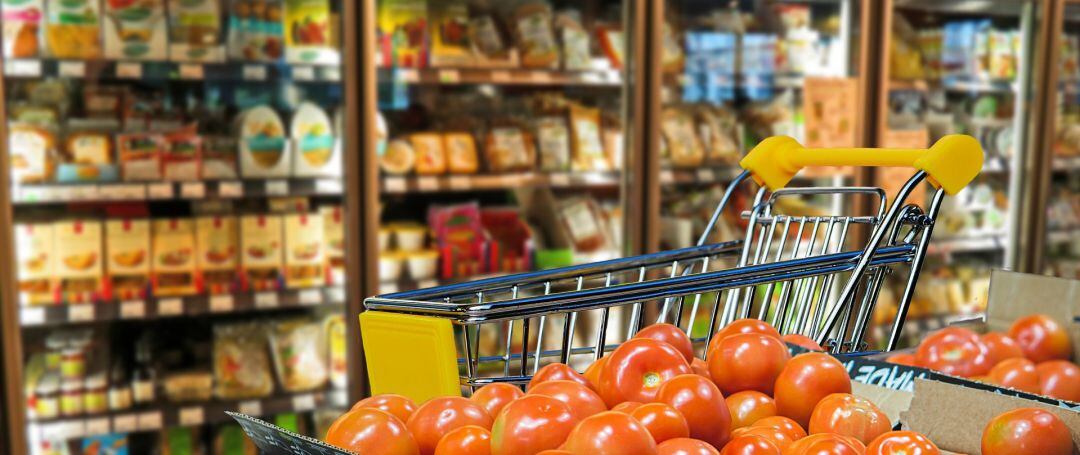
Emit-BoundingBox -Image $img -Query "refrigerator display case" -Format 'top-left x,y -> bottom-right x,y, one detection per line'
1043,0 -> 1080,279
0,1 -> 361,453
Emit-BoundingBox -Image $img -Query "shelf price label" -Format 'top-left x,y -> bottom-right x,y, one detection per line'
448,175 -> 471,190
179,64 -> 204,79
315,179 -> 343,194
120,300 -> 146,319
158,298 -> 184,316
696,169 -> 716,182
100,184 -> 146,200
660,169 -> 675,184
20,307 -> 45,326
265,180 -> 289,196
148,182 -> 173,199
218,181 -> 244,198
69,304 -> 94,322
491,70 -> 512,83
298,289 -> 321,305
116,62 -> 142,79
59,61 -> 86,77
239,400 -> 262,416
179,406 -> 205,427
292,393 -> 316,412
137,411 -> 163,431
85,417 -> 110,436
180,182 -> 206,199
113,414 -> 137,433
243,64 -> 267,81
417,176 -> 439,191
293,66 -> 316,81
6,59 -> 41,76
209,294 -> 234,313
384,177 -> 406,193
438,69 -> 460,84
254,292 -> 279,309
550,173 -> 572,186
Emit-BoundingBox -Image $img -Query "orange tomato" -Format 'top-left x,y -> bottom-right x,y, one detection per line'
982,408 -> 1073,455
655,374 -> 732,450
434,425 -> 491,455
326,408 -> 419,454
597,338 -> 692,406
718,434 -> 781,455
584,356 -> 609,389
612,401 -> 645,413
785,433 -> 866,455
728,425 -> 796,451
490,395 -> 579,455
751,416 -> 807,441
562,411 -> 659,454
527,380 -> 607,421
708,333 -> 791,396
783,334 -> 824,352
986,358 -> 1041,394
351,393 -> 418,424
725,391 -> 776,430
1008,315 -> 1073,363
914,327 -> 991,377
631,403 -> 691,444
1036,360 -> 1080,402
808,393 -> 890,445
637,323 -> 696,363
773,353 -> 852,429
708,319 -> 782,354
471,383 -> 524,417
529,363 -> 593,391
657,438 -> 720,455
407,397 -> 493,454
865,430 -> 939,455
691,358 -> 712,380
536,451 -> 573,455
981,332 -> 1025,367
884,353 -> 918,367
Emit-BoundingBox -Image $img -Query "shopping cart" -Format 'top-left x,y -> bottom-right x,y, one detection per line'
360,135 -> 984,402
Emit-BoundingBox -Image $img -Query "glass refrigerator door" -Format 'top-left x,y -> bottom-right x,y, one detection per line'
1045,2 -> 1080,279
373,0 -> 637,294
1,1 -> 352,452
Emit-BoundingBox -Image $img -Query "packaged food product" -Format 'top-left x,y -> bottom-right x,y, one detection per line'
117,133 -> 164,181
60,379 -> 83,416
411,132 -> 447,175
290,102 -> 339,177
83,86 -> 125,119
405,250 -> 439,280
269,319 -> 328,392
485,127 -> 534,172
2,0 -> 43,58
602,117 -> 624,169
163,130 -> 202,181
444,132 -> 478,174
391,223 -> 426,251
661,22 -> 684,73
697,107 -> 740,163
196,216 -> 238,295
35,374 -> 59,419
105,218 -> 151,301
238,105 -> 291,177
167,0 -> 225,61
513,2 -> 559,68
556,13 -> 590,70
55,220 -> 104,303
597,25 -> 624,69
378,252 -> 403,282
569,105 -> 609,171
536,116 -> 570,171
380,138 -> 415,174
45,0 -> 101,58
16,223 -> 54,305
283,212 -> 324,289
83,372 -> 108,414
152,218 -> 198,297
320,206 -> 344,285
429,0 -> 471,67
240,214 -> 283,291
557,197 -> 610,253
103,0 -> 167,60
375,0 -> 427,67
324,314 -> 346,389
201,136 -> 239,179
163,371 -> 213,402
57,131 -> 119,183
283,0 -> 335,63
213,323 -> 274,400
661,107 -> 705,167
8,123 -> 56,183
468,14 -> 510,64
429,202 -> 486,278
226,0 -> 284,61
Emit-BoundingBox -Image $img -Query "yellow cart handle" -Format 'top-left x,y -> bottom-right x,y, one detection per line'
739,134 -> 984,195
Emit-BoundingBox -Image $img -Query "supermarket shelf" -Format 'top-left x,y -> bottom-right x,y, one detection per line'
888,78 -> 1017,94
11,178 -> 343,205
1052,156 -> 1080,172
1047,228 -> 1080,244
381,172 -> 621,194
660,167 -> 744,186
2,58 -> 341,82
19,286 -> 346,327
381,67 -> 623,87
926,233 -> 1006,255
30,388 -> 348,441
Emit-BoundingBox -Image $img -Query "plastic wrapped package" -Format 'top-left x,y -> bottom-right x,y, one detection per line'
269,319 -> 328,392
213,323 -> 274,400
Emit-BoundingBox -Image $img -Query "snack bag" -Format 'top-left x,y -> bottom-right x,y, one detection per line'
513,2 -> 558,68
283,0 -> 337,64
103,0 -> 167,60
411,132 -> 446,175
168,0 -> 225,62
226,0 -> 284,61
117,133 -> 164,181
569,105 -> 609,171
269,319 -> 328,392
444,132 -> 478,174
45,0 -> 102,58
214,323 -> 274,400
2,0 -> 43,58
485,127 -> 534,172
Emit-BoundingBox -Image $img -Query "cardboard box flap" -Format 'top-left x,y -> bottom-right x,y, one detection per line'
852,381 -> 913,426
901,378 -> 1080,455
228,412 -> 351,455
986,270 -> 1080,355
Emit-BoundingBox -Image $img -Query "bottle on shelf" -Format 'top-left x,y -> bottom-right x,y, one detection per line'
132,337 -> 157,405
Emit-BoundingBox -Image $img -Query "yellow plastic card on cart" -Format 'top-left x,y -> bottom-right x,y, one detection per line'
360,311 -> 461,403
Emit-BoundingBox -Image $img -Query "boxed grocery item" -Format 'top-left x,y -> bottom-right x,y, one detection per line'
196,216 -> 239,295
226,0 -> 284,61
163,130 -> 202,181
290,102 -> 340,177
45,0 -> 102,58
103,0 -> 167,60
117,133 -> 164,181
320,206 -> 345,286
55,220 -> 104,304
484,127 -> 534,172
152,218 -> 197,297
238,105 -> 291,178
16,223 -> 54,305
8,122 -> 56,183
376,0 -> 427,68
2,0 -> 43,58
283,212 -> 324,289
57,131 -> 119,183
105,219 -> 151,301
283,0 -> 337,64
240,214 -> 283,291
444,132 -> 478,174
167,0 -> 225,62
411,132 -> 447,175
429,203 -> 489,279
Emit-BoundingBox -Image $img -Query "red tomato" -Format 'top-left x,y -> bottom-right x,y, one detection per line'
725,391 -> 776,430
808,393 -> 891,445
637,323 -> 696,363
1009,315 -> 1073,363
655,374 -> 732,450
528,380 -> 607,421
751,416 -> 807,441
785,433 -> 866,455
434,425 -> 491,455
773,353 -> 852,428
529,363 -> 592,391
914,327 -> 991,377
1036,360 -> 1080,402
987,358 -> 1041,394
631,403 -> 691,444
885,353 -> 918,367
692,358 -> 712,380
708,333 -> 791,396
471,383 -> 524,418
982,408 -> 1073,455
584,356 -> 609,390
728,425 -> 796,451
407,397 -> 493,455
719,435 -> 781,455
612,402 -> 645,413
865,431 -> 939,455
982,332 -> 1025,367
351,394 -> 418,424
562,411 -> 659,454
783,334 -> 824,352
657,438 -> 720,455
536,451 -> 573,455
490,395 -> 579,455
326,408 -> 419,454
597,338 -> 692,406
708,319 -> 782,354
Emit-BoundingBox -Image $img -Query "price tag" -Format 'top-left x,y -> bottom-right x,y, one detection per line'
41,421 -> 82,440
384,177 -> 407,193
179,64 -> 204,79
379,282 -> 399,294
660,169 -> 675,184
438,69 -> 460,84
59,61 -> 86,77
325,287 -> 346,303
418,279 -> 439,289
147,182 -> 173,199
321,66 -> 342,81
550,173 -> 572,186
298,289 -> 322,305
243,64 -> 267,80
254,292 -> 279,309
6,59 -> 41,76
292,394 -> 316,412
113,414 -> 137,433
416,176 -> 439,191
491,70 -> 512,83
696,169 -> 716,182
100,184 -> 146,200
179,407 -> 205,427
396,68 -> 418,83
265,180 -> 289,196
316,179 -> 343,194
239,400 -> 262,416
67,185 -> 99,201
218,181 -> 244,197
293,66 -> 316,81
447,175 -> 471,190
531,71 -> 553,84
209,294 -> 234,313
137,411 -> 163,431
120,300 -> 146,319
68,304 -> 94,322
180,182 -> 206,199
158,298 -> 184,316
116,62 -> 142,79
85,417 -> 110,436
20,307 -> 45,326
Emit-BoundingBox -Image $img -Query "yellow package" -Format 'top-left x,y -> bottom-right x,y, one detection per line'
283,0 -> 336,64
54,220 -> 104,304
485,127 -> 534,172
152,219 -> 197,297
411,133 -> 446,175
661,107 -> 705,168
106,219 -> 151,301
45,0 -> 102,59
569,105 -> 609,171
284,213 -> 324,289
320,206 -> 345,286
16,223 -> 54,305
240,214 -> 283,292
444,132 -> 478,174
196,216 -> 239,295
